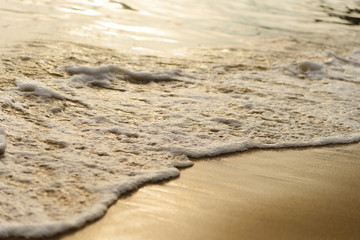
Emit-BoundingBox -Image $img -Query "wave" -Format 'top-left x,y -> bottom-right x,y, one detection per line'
0,45 -> 359,238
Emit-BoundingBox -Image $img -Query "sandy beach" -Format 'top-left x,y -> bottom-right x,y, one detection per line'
30,143 -> 359,240
1,1 -> 359,240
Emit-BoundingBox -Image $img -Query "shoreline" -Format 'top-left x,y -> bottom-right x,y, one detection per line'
15,142 -> 357,240
0,2 -> 359,239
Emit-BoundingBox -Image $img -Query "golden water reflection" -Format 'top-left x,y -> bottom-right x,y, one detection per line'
97,21 -> 168,37
54,1 -> 178,49
58,6 -> 99,16
1,0 -> 356,53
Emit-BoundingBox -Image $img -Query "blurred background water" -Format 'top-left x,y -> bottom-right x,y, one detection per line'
0,0 -> 359,53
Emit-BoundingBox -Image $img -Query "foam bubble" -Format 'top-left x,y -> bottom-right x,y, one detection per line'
297,61 -> 322,72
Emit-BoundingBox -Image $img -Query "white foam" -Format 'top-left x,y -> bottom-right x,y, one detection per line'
67,65 -> 122,76
66,65 -> 179,87
15,79 -> 67,100
285,51 -> 360,83
327,51 -> 360,67
0,50 -> 359,238
0,168 -> 180,238
285,61 -> 324,80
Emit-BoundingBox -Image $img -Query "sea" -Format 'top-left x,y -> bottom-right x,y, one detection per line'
0,0 -> 359,238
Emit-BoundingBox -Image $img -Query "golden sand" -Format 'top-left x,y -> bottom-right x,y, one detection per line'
52,143 -> 360,240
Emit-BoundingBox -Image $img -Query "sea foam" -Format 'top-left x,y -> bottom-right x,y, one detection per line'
0,50 -> 359,238
67,65 -> 180,87
15,79 -> 67,100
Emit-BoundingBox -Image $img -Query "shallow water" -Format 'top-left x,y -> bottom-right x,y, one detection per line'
0,0 -> 359,238
1,0 -> 359,52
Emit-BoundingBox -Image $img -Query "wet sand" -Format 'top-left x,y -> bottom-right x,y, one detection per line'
48,143 -> 360,240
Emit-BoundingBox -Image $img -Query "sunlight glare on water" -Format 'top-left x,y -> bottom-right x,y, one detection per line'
0,0 -> 359,52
